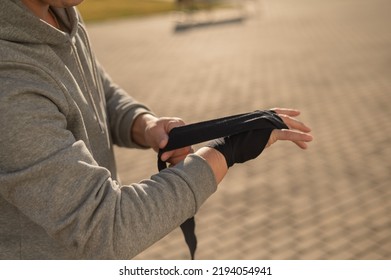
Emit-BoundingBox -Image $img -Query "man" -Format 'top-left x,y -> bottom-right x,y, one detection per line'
0,0 -> 313,259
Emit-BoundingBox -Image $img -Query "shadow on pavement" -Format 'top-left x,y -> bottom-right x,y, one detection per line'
173,16 -> 245,33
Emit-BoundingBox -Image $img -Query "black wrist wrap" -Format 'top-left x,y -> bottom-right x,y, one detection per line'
157,110 -> 288,259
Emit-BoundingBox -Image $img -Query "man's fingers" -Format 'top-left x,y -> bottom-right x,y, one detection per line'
161,146 -> 192,162
277,129 -> 313,141
271,108 -> 311,133
157,118 -> 186,150
271,108 -> 301,117
166,118 -> 186,132
272,129 -> 313,149
293,140 -> 309,149
278,114 -> 312,133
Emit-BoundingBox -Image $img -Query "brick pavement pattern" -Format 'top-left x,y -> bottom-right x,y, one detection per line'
86,0 -> 391,259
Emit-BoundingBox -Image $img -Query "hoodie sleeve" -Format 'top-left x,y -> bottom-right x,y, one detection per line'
0,67 -> 217,259
97,62 -> 153,148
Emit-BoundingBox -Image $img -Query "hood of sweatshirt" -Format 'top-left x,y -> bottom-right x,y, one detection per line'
0,0 -> 79,45
1,0 -> 110,134
0,0 -> 114,169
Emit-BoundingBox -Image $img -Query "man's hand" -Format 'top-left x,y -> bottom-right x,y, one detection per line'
267,108 -> 313,149
131,114 -> 192,165
205,108 -> 313,168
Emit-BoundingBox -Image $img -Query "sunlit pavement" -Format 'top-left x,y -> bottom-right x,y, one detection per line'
86,0 -> 391,259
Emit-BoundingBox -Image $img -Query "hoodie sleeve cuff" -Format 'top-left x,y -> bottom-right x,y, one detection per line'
169,154 -> 218,212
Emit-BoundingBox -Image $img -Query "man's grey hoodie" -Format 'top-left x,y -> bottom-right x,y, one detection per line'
0,0 -> 217,259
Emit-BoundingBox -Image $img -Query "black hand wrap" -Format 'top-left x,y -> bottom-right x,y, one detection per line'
205,111 -> 287,167
157,110 -> 288,259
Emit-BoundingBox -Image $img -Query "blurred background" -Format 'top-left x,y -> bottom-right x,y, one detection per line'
80,0 -> 391,259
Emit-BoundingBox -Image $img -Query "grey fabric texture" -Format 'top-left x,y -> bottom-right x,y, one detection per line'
0,0 -> 217,259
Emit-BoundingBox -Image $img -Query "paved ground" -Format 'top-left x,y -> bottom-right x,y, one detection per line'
86,0 -> 391,259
